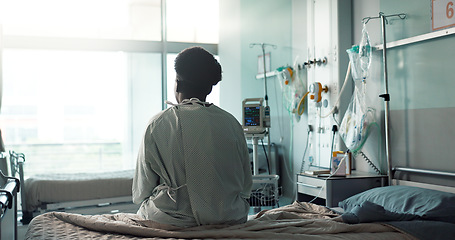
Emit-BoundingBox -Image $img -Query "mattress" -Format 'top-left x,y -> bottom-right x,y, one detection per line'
24,169 -> 134,211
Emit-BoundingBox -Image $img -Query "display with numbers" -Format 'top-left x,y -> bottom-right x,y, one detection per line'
433,0 -> 455,30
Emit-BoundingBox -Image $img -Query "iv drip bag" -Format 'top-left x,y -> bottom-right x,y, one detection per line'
359,23 -> 372,80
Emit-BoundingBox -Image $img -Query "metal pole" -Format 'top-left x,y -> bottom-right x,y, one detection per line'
261,44 -> 269,107
161,0 -> 168,109
362,12 -> 405,186
260,44 -> 272,170
250,43 -> 276,165
253,137 -> 259,175
380,14 -> 392,186
394,167 -> 455,178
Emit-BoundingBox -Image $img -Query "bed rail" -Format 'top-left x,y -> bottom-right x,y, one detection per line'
9,151 -> 27,213
0,170 -> 20,240
392,167 -> 455,194
393,167 -> 455,178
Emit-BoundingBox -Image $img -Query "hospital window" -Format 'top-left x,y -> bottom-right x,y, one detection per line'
0,0 -> 219,177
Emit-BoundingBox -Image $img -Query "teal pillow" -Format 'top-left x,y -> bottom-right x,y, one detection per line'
339,185 -> 455,223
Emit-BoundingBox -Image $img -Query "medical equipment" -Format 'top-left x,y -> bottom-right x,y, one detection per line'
276,66 -> 308,116
277,66 -> 293,86
338,87 -> 383,174
346,24 -> 372,85
339,22 -> 376,157
309,82 -> 328,103
249,175 -> 280,210
249,43 -> 277,107
362,12 -> 406,185
337,81 -> 382,174
359,23 -> 372,81
243,98 -> 272,177
242,99 -> 280,208
338,23 -> 381,174
242,98 -> 267,134
339,88 -> 375,152
295,56 -> 330,116
242,98 -> 279,209
346,46 -> 362,83
249,43 -> 275,165
295,58 -> 342,118
298,127 -> 312,174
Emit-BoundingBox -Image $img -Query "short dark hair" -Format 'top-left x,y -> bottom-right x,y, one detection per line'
174,47 -> 222,95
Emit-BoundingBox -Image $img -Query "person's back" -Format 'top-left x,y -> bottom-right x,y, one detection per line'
132,47 -> 252,227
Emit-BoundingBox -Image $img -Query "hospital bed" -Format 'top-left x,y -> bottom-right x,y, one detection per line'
23,165 -> 455,239
9,151 -> 139,224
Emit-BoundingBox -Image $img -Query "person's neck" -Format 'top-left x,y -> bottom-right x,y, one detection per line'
178,94 -> 206,103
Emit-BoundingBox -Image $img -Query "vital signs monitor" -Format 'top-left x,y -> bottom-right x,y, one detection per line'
242,98 -> 266,134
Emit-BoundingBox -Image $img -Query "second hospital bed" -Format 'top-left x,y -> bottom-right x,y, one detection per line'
9,151 -> 139,224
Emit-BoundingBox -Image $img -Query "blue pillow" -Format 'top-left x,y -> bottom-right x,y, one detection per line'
339,185 -> 455,223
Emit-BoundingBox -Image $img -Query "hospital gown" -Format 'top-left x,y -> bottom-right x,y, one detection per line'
133,99 -> 252,227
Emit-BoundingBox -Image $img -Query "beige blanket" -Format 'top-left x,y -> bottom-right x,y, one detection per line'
25,202 -> 416,240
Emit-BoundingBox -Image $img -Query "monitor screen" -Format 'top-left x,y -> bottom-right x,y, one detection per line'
244,106 -> 261,126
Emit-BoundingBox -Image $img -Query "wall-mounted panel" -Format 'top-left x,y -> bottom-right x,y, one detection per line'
304,0 -> 352,169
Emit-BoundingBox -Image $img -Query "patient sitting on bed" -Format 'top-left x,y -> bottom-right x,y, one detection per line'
132,46 -> 253,227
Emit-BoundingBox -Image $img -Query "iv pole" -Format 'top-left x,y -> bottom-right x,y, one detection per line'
362,12 -> 406,186
249,43 -> 277,174
249,43 -> 277,107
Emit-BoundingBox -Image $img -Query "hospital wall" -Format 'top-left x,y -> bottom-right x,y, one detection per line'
219,0 -> 296,198
353,0 -> 455,187
304,0 -> 455,187
219,0 -> 455,200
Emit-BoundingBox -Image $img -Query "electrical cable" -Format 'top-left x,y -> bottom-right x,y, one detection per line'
260,138 -> 271,174
273,74 -> 285,141
319,61 -> 352,118
357,151 -> 381,175
297,91 -> 310,116
331,112 -> 340,127
307,156 -> 346,204
329,125 -> 337,171
299,128 -> 311,174
280,110 -> 298,201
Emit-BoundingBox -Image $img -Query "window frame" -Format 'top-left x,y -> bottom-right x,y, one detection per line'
1,0 -> 219,107
0,0 -> 219,174
2,36 -> 218,106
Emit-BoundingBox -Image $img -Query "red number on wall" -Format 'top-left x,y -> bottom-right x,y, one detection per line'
448,1 -> 454,19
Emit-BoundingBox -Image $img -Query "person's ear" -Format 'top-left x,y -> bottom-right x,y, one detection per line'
176,81 -> 184,93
